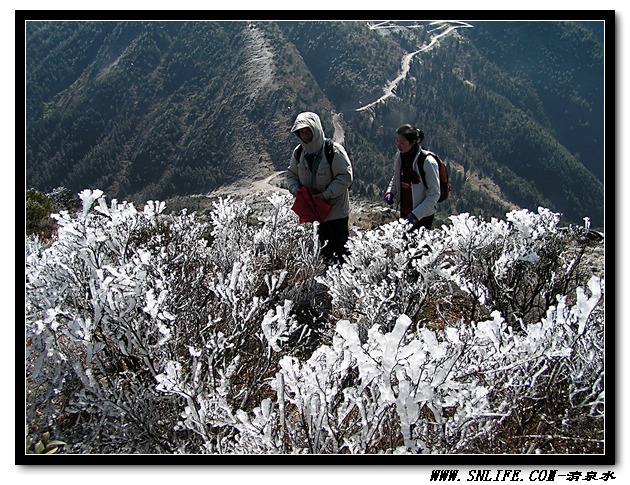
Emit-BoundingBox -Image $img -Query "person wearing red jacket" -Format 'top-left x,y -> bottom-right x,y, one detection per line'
287,112 -> 353,264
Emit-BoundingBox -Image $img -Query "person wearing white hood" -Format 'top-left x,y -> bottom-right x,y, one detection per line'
287,111 -> 354,264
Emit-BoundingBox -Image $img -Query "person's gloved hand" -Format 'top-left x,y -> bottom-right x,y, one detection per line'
406,213 -> 419,224
384,192 -> 394,205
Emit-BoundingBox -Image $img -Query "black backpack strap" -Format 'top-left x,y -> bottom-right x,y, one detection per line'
295,139 -> 335,166
324,138 -> 335,165
418,149 -> 429,189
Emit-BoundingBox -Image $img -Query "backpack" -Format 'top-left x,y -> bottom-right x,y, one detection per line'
294,138 -> 353,191
294,138 -> 335,166
418,149 -> 450,203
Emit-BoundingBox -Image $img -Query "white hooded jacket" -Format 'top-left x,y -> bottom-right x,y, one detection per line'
287,112 -> 353,221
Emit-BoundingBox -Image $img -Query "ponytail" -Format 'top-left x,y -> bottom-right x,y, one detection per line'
396,124 -> 424,145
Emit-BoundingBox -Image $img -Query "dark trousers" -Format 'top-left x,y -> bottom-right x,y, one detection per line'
319,217 -> 349,264
402,212 -> 434,231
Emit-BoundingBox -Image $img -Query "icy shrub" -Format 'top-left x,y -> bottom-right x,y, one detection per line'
262,274 -> 603,454
441,208 -> 596,328
25,193 -> 605,454
25,190 -> 323,453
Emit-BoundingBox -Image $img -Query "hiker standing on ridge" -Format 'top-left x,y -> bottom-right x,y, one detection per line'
287,111 -> 353,264
384,124 -> 441,231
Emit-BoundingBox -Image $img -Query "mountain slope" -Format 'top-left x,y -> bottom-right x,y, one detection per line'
25,19 -> 606,228
27,21 -> 334,201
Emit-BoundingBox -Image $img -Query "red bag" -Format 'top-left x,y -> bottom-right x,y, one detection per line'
291,187 -> 332,223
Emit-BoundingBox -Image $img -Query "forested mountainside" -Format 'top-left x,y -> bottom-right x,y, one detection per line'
25,19 -> 606,228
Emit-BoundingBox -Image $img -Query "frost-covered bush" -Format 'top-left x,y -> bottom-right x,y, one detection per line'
441,208 -> 595,328
26,190 -> 216,452
264,272 -> 603,454
319,208 -> 595,338
25,193 -> 605,455
320,221 -> 443,336
25,190 -> 323,453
